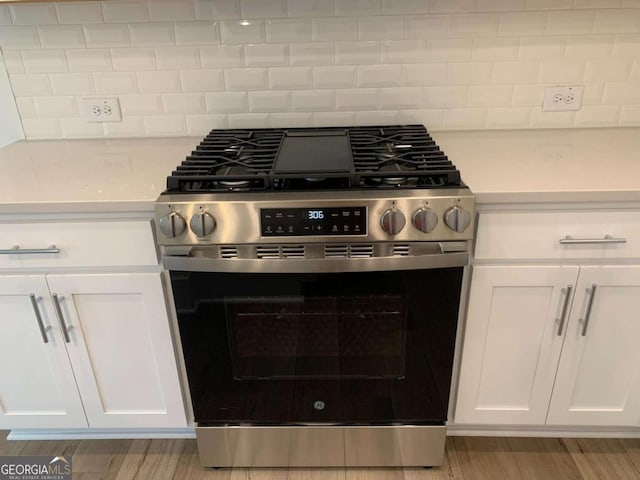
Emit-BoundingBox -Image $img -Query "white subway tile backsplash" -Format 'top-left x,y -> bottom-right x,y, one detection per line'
313,66 -> 357,88
473,37 -> 519,60
382,40 -> 425,63
119,94 -> 163,115
137,70 -> 182,92
402,63 -> 447,85
594,9 -> 640,33
565,34 -> 614,58
288,0 -> 335,18
240,0 -> 287,19
356,109 -> 401,125
335,41 -> 381,64
538,59 -> 586,82
379,87 -> 422,108
21,50 -> 68,73
162,92 -> 205,113
130,23 -> 175,46
292,89 -> 334,111
582,83 -> 605,104
335,88 -> 379,110
313,111 -> 357,126
612,34 -> 640,57
478,0 -> 525,11
498,12 -> 546,36
101,2 -> 149,23
11,5 -> 57,25
357,64 -> 402,87
269,66 -> 313,89
632,59 -> 640,79
585,58 -> 631,81
486,107 -> 531,128
266,19 -> 312,42
603,81 -> 640,103
270,112 -> 314,127
93,71 -> 138,94
33,96 -> 77,118
529,110 -> 576,127
546,10 -> 595,35
174,21 -> 219,45
620,105 -> 640,125
244,43 -> 288,66
512,84 -> 545,105
21,118 -> 61,139
314,17 -> 357,41
382,0 -> 427,15
335,0 -> 381,16
450,14 -> 499,38
15,97 -> 36,118
155,46 -> 200,69
38,26 -> 86,49
205,91 -> 248,113
446,62 -> 493,85
148,0 -> 195,21
83,24 -> 131,48
0,26 -> 40,50
186,114 -> 227,134
248,90 -> 291,112
492,61 -> 539,84
574,0 -> 621,7
0,6 -> 11,25
468,84 -> 513,106
181,69 -> 224,92
2,51 -> 25,74
144,115 -> 187,135
574,104 -> 621,126
525,0 -> 572,9
519,36 -> 567,60
50,73 -> 94,95
195,0 -> 240,20
426,38 -> 473,61
443,108 -> 487,129
103,116 -> 146,136
423,86 -> 468,107
399,108 -> 444,128
227,113 -> 270,127
10,74 -> 52,96
56,3 -> 104,24
357,16 -> 404,41
427,0 -> 476,14
59,118 -> 104,138
224,68 -> 268,90
111,48 -> 156,71
405,15 -> 450,39
290,42 -> 334,65
200,45 -> 244,67
220,19 -> 265,44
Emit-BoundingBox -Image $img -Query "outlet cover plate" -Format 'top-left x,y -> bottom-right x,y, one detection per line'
80,97 -> 122,123
542,86 -> 584,112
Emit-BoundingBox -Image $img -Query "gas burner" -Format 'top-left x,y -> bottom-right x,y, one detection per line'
304,177 -> 327,183
214,165 -> 253,188
369,163 -> 418,186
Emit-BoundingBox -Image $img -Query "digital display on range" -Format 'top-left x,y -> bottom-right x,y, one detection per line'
261,207 -> 367,236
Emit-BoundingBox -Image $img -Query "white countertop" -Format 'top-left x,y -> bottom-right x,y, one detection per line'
1,127 -> 639,214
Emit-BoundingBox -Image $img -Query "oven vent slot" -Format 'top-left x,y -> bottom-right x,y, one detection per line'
349,244 -> 374,258
392,244 -> 411,256
324,245 -> 349,258
220,246 -> 238,258
324,244 -> 374,258
282,245 -> 305,258
257,245 -> 282,259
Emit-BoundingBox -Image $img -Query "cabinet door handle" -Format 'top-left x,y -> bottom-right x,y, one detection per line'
29,294 -> 50,344
581,284 -> 598,337
52,294 -> 71,343
560,235 -> 626,245
557,284 -> 573,336
0,245 -> 60,255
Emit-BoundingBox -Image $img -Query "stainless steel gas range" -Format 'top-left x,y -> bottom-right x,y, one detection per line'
155,125 -> 474,468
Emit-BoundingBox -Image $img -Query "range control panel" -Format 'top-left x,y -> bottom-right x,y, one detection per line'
261,207 -> 368,236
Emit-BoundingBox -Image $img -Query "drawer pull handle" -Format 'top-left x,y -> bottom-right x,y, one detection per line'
52,294 -> 71,344
580,284 -> 597,337
557,284 -> 573,336
0,245 -> 60,255
560,235 -> 626,245
29,294 -> 51,344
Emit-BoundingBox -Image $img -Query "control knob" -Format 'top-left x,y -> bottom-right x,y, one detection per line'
158,212 -> 187,238
412,207 -> 438,233
380,208 -> 406,235
444,205 -> 472,233
189,211 -> 216,237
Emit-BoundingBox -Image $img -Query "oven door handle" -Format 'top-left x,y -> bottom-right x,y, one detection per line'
162,251 -> 469,273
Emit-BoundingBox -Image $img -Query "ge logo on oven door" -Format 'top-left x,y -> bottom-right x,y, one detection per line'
313,401 -> 325,411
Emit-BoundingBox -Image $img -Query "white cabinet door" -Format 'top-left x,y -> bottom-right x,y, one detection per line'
455,265 -> 579,425
0,276 -> 87,429
547,266 -> 640,426
45,273 -> 187,429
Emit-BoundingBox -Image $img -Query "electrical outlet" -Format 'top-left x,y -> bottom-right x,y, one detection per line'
542,86 -> 584,112
80,97 -> 122,123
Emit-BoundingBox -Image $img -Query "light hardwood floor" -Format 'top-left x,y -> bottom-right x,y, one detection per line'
1,432 -> 640,480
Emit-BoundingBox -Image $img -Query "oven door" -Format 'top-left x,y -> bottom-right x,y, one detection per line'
171,266 -> 463,426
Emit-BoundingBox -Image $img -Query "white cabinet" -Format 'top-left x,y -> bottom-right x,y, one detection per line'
0,218 -> 187,431
455,209 -> 640,428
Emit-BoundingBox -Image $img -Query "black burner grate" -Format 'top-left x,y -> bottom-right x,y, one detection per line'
165,125 -> 462,193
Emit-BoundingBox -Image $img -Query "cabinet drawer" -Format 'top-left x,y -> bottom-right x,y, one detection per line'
475,211 -> 640,261
0,220 -> 158,269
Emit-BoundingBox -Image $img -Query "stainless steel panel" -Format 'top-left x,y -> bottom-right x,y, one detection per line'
156,189 -> 474,246
195,425 -> 446,467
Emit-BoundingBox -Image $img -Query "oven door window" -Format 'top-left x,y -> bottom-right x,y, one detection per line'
171,269 -> 462,426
